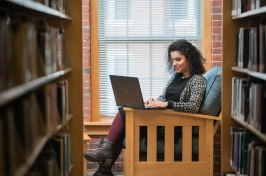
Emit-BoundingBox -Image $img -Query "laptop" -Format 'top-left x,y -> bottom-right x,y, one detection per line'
109,75 -> 154,109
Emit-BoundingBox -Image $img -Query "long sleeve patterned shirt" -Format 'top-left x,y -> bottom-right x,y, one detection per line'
157,73 -> 206,113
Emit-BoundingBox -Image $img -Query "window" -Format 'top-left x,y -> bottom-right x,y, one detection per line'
98,0 -> 203,116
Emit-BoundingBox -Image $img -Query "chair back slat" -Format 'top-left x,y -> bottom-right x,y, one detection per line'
199,125 -> 206,161
182,126 -> 192,161
134,126 -> 140,161
147,126 -> 157,162
164,126 -> 175,161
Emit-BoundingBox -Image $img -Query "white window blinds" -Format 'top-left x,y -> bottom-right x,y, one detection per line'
98,0 -> 203,116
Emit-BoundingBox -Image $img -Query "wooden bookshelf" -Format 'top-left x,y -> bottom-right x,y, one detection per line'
222,1 -> 266,175
232,67 -> 266,80
0,68 -> 73,106
0,1 -> 83,176
1,0 -> 72,20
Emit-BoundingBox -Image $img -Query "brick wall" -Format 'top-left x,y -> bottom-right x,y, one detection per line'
212,0 -> 222,174
83,0 -> 223,175
212,0 -> 223,67
83,0 -> 91,123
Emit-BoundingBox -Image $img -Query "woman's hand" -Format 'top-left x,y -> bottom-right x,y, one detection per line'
145,98 -> 168,108
144,97 -> 155,105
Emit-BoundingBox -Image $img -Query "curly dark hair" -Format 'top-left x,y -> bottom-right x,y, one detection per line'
166,39 -> 206,75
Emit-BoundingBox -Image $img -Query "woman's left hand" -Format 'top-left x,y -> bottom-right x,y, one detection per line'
147,100 -> 168,108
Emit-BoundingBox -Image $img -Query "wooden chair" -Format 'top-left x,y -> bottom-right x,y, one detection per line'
123,66 -> 222,176
124,108 -> 221,176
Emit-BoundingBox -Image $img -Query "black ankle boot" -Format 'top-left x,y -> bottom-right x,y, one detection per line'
93,161 -> 113,176
84,137 -> 113,162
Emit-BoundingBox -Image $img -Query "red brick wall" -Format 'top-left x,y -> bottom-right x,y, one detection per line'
212,0 -> 223,67
83,0 -> 223,174
83,0 -> 91,122
212,0 -> 222,174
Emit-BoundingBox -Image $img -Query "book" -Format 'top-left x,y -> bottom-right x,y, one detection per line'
49,83 -> 59,133
56,133 -> 71,175
65,133 -> 71,174
57,80 -> 67,123
259,83 -> 266,134
11,19 -> 38,85
247,141 -> 266,176
259,18 -> 266,73
252,146 -> 266,176
34,93 -> 47,137
230,127 -> 245,169
36,21 -> 58,75
257,146 -> 266,176
234,130 -> 242,171
0,16 -> 12,92
239,133 -> 259,174
10,18 -> 28,85
56,29 -> 66,71
248,27 -> 258,71
13,99 -> 30,158
237,27 -> 257,70
232,0 -> 238,16
231,77 -> 240,117
51,137 -> 65,176
239,79 -> 249,121
36,146 -> 60,176
256,0 -> 266,8
5,108 -> 24,175
248,82 -> 265,131
36,83 -> 59,133
249,83 -> 256,127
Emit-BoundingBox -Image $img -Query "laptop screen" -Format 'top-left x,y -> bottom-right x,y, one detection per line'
109,75 -> 145,109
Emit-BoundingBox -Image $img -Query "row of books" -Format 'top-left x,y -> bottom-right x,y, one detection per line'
36,20 -> 67,75
231,77 -> 266,133
230,127 -> 266,176
27,133 -> 71,176
37,80 -> 70,133
34,0 -> 66,14
0,80 -> 70,175
0,15 -> 67,92
0,96 -> 45,175
232,0 -> 266,16
235,18 -> 266,73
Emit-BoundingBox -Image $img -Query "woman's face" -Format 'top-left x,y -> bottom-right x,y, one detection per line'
171,51 -> 190,77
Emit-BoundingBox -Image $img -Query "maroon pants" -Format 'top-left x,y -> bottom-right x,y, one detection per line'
107,112 -> 125,164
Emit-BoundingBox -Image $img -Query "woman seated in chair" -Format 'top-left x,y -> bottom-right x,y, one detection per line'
84,39 -> 207,176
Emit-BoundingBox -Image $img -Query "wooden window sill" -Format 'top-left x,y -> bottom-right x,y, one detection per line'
84,116 -> 114,136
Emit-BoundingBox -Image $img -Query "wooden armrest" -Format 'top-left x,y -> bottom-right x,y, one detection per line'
124,107 -> 222,135
123,107 -> 222,121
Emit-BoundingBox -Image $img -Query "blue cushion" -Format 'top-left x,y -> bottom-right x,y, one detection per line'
198,66 -> 222,116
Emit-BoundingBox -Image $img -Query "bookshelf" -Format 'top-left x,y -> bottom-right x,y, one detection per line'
222,1 -> 266,176
0,0 -> 83,176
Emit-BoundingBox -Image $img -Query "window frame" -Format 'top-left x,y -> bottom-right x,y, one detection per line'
90,0 -> 212,122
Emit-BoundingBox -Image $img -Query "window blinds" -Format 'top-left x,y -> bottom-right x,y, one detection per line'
98,0 -> 203,116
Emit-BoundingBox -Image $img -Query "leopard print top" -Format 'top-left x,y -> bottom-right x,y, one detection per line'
157,73 -> 206,113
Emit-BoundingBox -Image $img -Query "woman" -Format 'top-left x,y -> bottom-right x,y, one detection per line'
84,39 -> 206,176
